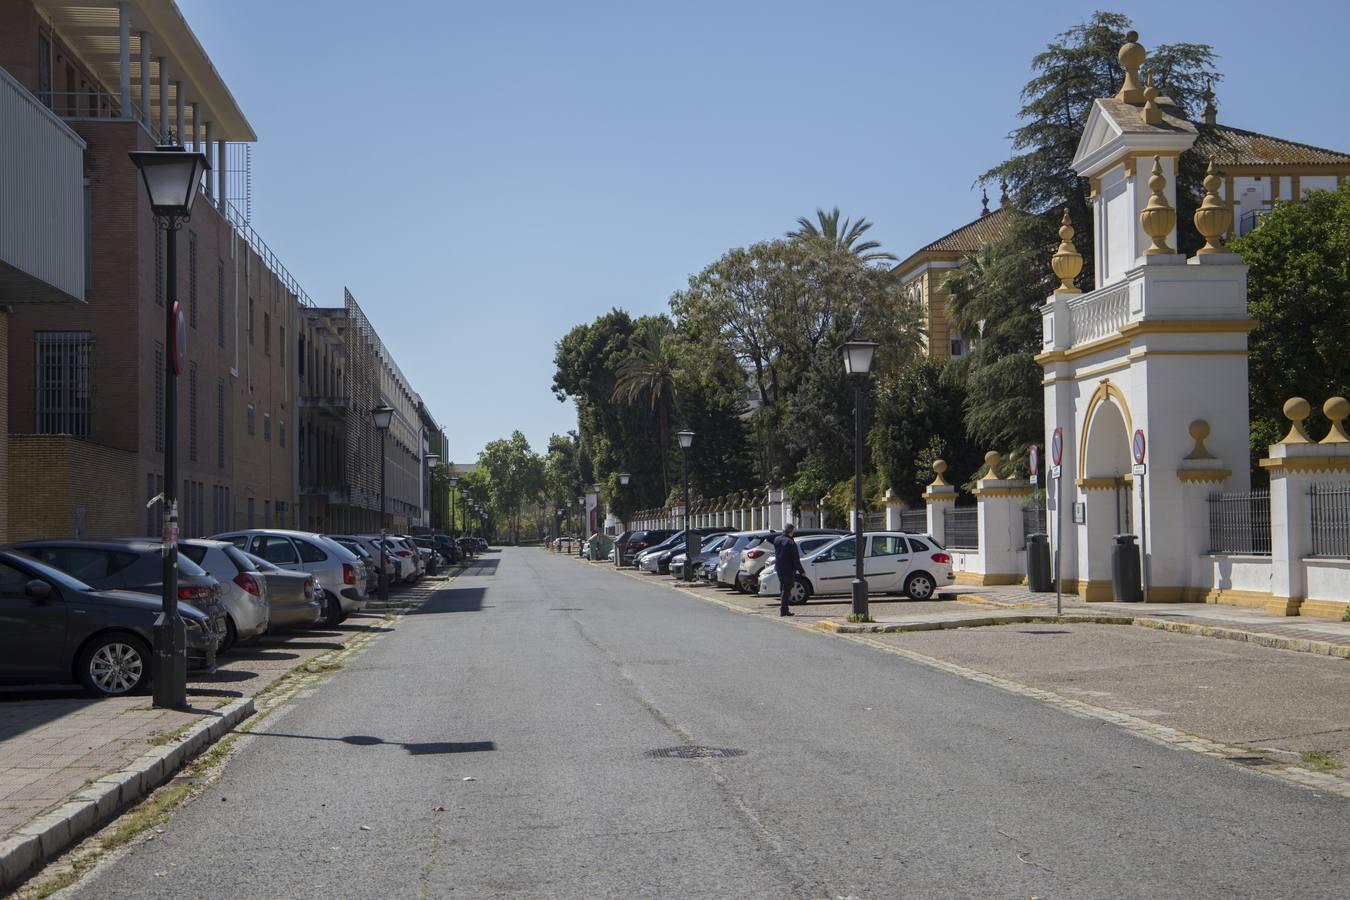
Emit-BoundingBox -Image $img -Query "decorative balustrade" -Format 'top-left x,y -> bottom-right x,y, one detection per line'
1066,282 -> 1130,346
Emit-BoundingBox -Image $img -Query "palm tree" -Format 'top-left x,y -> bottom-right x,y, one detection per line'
790,207 -> 897,264
612,327 -> 678,497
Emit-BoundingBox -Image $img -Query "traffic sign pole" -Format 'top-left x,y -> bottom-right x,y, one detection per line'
1051,427 -> 1064,616
1134,429 -> 1149,605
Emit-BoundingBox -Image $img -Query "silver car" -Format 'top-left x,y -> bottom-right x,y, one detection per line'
178,539 -> 270,652
212,529 -> 368,624
243,552 -> 324,630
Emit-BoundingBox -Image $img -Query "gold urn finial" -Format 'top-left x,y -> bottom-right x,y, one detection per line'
981,451 -> 1002,482
1117,31 -> 1146,105
1050,207 -> 1083,292
930,459 -> 950,487
1279,397 -> 1313,444
1184,420 -> 1216,460
1141,71 -> 1163,125
1322,397 -> 1350,444
1140,157 -> 1177,255
1194,161 -> 1233,255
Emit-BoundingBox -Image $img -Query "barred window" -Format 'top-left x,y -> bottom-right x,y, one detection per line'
276,500 -> 288,529
264,499 -> 271,528
188,362 -> 199,462
216,379 -> 225,468
263,413 -> 271,441
279,420 -> 286,449
247,496 -> 255,528
216,260 -> 225,348
154,228 -> 164,306
35,332 -> 93,436
247,404 -> 255,436
153,342 -> 164,451
187,231 -> 198,327
263,312 -> 271,356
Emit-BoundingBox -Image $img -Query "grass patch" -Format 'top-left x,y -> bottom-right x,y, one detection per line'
1301,750 -> 1343,772
1342,606 -> 1350,622
100,782 -> 193,850
303,657 -> 345,674
846,612 -> 875,624
148,721 -> 194,747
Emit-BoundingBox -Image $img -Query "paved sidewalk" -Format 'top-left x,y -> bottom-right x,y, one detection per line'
0,569 -> 459,888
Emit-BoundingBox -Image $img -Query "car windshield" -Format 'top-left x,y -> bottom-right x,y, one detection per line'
4,550 -> 96,592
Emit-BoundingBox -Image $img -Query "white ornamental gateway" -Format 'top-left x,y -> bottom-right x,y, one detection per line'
1038,32 -> 1252,602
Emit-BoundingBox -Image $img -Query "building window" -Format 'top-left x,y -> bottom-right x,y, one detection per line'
37,35 -> 51,106
154,342 -> 164,451
188,231 -> 198,327
248,297 -> 254,344
247,404 -> 255,436
279,420 -> 286,449
154,228 -> 164,306
35,332 -> 93,436
247,496 -> 255,528
185,363 -> 197,461
216,379 -> 225,467
263,413 -> 271,441
950,331 -> 965,358
84,180 -> 92,295
217,260 -> 225,348
279,325 -> 285,369
263,312 -> 271,356
264,499 -> 271,527
298,335 -> 306,378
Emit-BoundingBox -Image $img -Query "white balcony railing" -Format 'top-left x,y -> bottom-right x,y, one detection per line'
1066,281 -> 1130,346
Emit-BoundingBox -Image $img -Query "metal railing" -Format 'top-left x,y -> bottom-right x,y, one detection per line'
900,508 -> 927,533
944,506 -> 979,550
863,511 -> 886,531
1067,281 -> 1131,346
36,90 -> 167,142
1207,489 -> 1271,555
1310,483 -> 1350,558
1021,505 -> 1047,546
1238,208 -> 1271,237
219,199 -> 314,308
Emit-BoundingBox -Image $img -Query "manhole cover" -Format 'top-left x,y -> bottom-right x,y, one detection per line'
646,746 -> 746,759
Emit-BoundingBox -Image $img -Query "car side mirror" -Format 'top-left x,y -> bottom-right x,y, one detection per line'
25,579 -> 52,601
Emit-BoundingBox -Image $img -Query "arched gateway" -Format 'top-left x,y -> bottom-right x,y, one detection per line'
1038,33 -> 1253,601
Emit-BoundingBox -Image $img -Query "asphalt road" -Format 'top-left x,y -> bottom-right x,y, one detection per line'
69,548 -> 1350,898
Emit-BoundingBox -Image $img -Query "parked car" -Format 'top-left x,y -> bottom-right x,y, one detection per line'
241,552 -> 323,630
748,534 -> 844,594
670,533 -> 735,581
177,539 -> 273,646
326,536 -> 383,595
0,549 -> 218,696
713,531 -> 770,588
211,530 -> 368,622
758,532 -> 954,604
640,530 -> 728,575
361,535 -> 416,583
621,529 -> 675,566
6,539 -> 230,651
733,529 -> 847,593
397,536 -> 434,575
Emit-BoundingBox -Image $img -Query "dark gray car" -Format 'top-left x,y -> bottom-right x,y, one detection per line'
0,549 -> 217,696
241,552 -> 323,630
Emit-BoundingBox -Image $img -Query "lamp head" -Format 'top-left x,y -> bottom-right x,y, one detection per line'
371,405 -> 395,430
842,340 -> 878,376
677,430 -> 695,450
128,145 -> 210,218
619,473 -> 631,486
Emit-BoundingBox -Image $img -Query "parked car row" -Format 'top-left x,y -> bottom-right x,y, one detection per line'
613,525 -> 955,606
0,526 -> 388,698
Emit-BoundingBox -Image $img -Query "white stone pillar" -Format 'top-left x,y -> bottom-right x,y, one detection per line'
118,4 -> 132,117
190,102 -> 199,150
158,59 -> 168,138
768,489 -> 785,530
203,121 -> 213,199
972,453 -> 1033,585
884,489 -> 901,531
924,462 -> 956,547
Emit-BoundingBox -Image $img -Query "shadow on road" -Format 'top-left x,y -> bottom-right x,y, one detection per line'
409,586 -> 487,615
458,558 -> 500,576
242,729 -> 496,756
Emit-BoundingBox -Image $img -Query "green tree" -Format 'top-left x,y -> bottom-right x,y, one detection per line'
611,319 -> 679,498
871,359 -> 984,504
790,207 -> 897,264
478,431 -> 545,545
1232,182 -> 1350,466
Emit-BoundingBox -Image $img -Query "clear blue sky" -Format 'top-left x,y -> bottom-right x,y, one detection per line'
180,0 -> 1349,464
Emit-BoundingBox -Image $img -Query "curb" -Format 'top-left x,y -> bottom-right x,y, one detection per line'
0,696 -> 255,890
814,614 -> 1129,634
1129,616 -> 1350,660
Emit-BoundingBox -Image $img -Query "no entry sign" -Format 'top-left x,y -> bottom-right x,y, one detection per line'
1029,444 -> 1040,474
1051,427 -> 1064,467
1133,429 -> 1147,465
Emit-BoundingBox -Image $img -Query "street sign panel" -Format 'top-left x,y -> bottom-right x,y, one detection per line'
1051,427 -> 1064,467
1072,502 -> 1086,524
172,301 -> 187,376
1133,428 -> 1147,465
1132,463 -> 1147,476
1050,464 -> 1062,480
1029,443 -> 1040,475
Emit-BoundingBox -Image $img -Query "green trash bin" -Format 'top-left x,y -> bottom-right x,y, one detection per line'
589,534 -> 614,561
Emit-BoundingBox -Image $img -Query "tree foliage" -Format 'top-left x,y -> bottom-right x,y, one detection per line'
790,207 -> 897,264
477,431 -> 545,545
871,360 -> 984,505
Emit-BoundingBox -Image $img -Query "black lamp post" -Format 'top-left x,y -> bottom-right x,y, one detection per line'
372,405 -> 394,603
129,142 -> 210,711
678,431 -> 695,581
577,496 -> 585,558
843,340 -> 878,618
424,452 -> 440,530
448,474 -> 459,539
616,473 -> 631,568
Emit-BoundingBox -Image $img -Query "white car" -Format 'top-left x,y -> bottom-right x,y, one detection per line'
758,532 -> 954,605
743,534 -> 840,593
715,531 -> 772,587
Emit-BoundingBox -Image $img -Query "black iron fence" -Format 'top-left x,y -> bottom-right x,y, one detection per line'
1207,489 -> 1271,555
1310,483 -> 1350,558
900,508 -> 928,534
864,511 -> 887,531
944,506 -> 979,550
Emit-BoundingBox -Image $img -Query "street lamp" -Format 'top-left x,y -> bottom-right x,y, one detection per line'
677,431 -> 695,581
842,340 -> 878,617
616,473 -> 631,568
448,474 -> 459,538
424,453 -> 440,531
577,496 -> 586,558
372,405 -> 395,604
129,142 -> 210,711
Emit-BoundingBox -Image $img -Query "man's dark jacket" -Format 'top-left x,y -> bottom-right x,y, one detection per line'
772,533 -> 801,576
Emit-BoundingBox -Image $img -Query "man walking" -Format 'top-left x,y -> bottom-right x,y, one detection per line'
771,524 -> 805,617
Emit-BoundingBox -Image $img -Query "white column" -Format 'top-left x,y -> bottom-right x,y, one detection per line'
216,139 -> 228,209
174,84 -> 184,145
884,490 -> 901,531
118,3 -> 132,117
138,32 -> 150,125
157,59 -> 168,138
191,103 -> 200,151
202,121 -> 213,198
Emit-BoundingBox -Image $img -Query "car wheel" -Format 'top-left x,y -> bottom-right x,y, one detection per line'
78,633 -> 150,697
220,616 -> 238,654
905,572 -> 936,601
325,594 -> 343,627
788,576 -> 811,606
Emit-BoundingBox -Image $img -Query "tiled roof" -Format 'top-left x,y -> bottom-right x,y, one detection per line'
915,205 -> 1013,255
1096,96 -> 1196,137
1209,124 -> 1350,167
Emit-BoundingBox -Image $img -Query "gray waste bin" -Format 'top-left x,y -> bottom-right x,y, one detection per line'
1111,534 -> 1142,602
1026,533 -> 1053,592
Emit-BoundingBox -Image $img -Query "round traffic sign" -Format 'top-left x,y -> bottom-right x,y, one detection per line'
1051,427 -> 1064,466
172,301 -> 187,376
1029,444 -> 1040,475
1133,429 -> 1146,465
